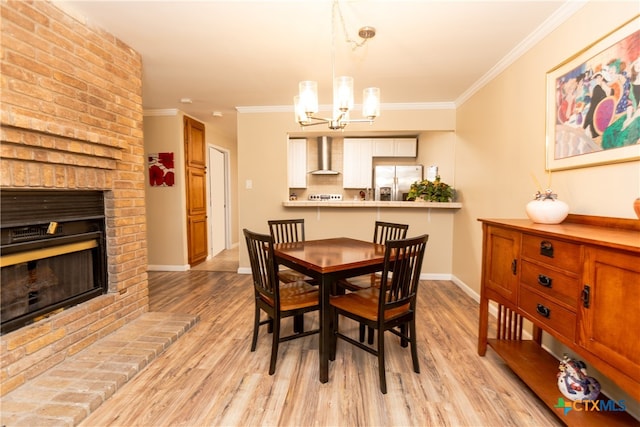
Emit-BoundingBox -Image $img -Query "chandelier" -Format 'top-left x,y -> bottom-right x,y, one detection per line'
294,1 -> 380,130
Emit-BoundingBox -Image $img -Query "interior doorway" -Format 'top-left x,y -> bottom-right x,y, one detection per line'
207,145 -> 230,258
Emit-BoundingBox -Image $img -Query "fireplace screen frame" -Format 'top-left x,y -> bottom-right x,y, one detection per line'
1,190 -> 108,334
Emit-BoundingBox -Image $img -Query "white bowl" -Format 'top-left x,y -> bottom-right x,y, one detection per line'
526,199 -> 569,224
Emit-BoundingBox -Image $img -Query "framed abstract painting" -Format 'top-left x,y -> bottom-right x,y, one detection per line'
546,16 -> 639,171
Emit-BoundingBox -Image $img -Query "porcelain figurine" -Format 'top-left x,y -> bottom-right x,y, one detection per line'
557,355 -> 601,401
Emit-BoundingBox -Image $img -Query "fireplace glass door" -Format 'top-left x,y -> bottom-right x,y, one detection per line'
1,233 -> 105,333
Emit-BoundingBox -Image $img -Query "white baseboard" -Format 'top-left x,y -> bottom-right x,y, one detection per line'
449,274 -> 530,337
420,273 -> 452,281
450,274 -> 481,303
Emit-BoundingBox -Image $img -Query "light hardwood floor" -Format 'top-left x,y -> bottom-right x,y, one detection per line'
81,258 -> 561,426
190,247 -> 239,272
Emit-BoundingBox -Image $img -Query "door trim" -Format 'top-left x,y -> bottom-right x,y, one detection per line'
207,145 -> 231,253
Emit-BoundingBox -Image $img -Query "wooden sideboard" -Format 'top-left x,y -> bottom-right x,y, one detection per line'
478,214 -> 639,426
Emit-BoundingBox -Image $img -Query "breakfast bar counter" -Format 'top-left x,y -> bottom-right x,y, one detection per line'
283,201 -> 462,209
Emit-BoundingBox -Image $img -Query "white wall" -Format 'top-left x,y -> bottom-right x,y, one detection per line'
237,108 -> 458,271
452,2 -> 639,415
452,2 -> 639,299
144,112 -> 189,270
144,111 -> 238,270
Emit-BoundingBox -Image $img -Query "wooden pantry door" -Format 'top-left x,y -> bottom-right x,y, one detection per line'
184,116 -> 208,266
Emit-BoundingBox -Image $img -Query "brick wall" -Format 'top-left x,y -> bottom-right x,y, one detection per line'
0,0 -> 148,395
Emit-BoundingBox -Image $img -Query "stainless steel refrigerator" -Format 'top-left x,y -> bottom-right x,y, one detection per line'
374,165 -> 423,201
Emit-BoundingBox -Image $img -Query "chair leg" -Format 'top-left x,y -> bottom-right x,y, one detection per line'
267,318 -> 273,333
269,317 -> 280,375
367,326 -> 374,345
293,314 -> 304,333
377,327 -> 387,394
400,324 -> 408,348
409,319 -> 420,374
330,309 -> 338,361
359,323 -> 365,342
251,306 -> 260,351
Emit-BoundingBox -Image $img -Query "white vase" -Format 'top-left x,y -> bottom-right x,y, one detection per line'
526,198 -> 569,224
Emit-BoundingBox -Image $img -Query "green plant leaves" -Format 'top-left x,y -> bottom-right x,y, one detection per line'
407,176 -> 454,202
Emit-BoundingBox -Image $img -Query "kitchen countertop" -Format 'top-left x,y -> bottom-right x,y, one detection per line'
283,200 -> 462,208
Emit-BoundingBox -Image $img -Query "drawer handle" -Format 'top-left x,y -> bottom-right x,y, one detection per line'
540,240 -> 554,258
536,304 -> 551,318
582,285 -> 590,308
511,259 -> 517,275
537,274 -> 552,288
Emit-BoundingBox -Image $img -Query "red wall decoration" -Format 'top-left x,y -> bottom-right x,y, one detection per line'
148,152 -> 175,186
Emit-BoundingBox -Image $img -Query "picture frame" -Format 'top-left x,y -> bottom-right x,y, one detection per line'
546,16 -> 639,171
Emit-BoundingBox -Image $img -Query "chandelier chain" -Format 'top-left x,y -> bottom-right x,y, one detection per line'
333,0 -> 371,51
293,0 -> 380,129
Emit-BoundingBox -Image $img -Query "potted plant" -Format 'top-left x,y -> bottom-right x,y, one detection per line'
406,176 -> 454,202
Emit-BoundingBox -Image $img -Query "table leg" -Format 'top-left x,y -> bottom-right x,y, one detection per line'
319,275 -> 331,383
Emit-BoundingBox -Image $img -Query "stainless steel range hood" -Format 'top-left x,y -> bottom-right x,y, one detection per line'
310,136 -> 339,175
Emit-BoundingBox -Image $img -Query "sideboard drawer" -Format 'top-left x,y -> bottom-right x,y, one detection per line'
519,287 -> 576,342
520,260 -> 580,309
521,234 -> 581,273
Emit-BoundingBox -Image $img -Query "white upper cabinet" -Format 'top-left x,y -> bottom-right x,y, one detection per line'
288,138 -> 307,188
343,138 -> 373,188
372,137 -> 417,157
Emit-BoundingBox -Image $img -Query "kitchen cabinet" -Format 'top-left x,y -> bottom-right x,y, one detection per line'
343,138 -> 372,188
478,215 -> 639,425
288,138 -> 307,188
283,200 -> 462,208
372,138 -> 417,157
342,137 -> 418,189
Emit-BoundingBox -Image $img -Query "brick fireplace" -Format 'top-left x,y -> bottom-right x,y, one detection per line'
1,0 -> 148,396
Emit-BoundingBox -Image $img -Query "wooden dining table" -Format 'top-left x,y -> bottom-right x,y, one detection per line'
273,237 -> 386,383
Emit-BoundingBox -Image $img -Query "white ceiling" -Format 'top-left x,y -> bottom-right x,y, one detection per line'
53,0 -> 584,139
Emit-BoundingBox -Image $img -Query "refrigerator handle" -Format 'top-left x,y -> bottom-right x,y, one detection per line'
393,176 -> 398,201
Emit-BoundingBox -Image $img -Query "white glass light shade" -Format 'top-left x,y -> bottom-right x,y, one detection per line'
333,76 -> 354,112
362,87 -> 380,118
298,81 -> 318,115
294,96 -> 309,124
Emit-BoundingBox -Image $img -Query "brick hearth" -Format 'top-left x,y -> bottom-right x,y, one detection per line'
1,312 -> 199,426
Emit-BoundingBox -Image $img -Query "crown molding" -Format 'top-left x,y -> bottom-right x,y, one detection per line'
236,102 -> 455,114
455,0 -> 588,107
383,102 -> 456,111
236,105 -> 291,113
144,108 -> 179,117
150,1 -> 586,118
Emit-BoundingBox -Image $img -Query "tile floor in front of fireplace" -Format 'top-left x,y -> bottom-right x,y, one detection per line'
1,311 -> 199,427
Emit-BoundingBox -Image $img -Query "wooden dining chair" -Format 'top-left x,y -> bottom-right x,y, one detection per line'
337,221 -> 409,343
338,221 -> 409,292
268,219 -> 314,284
329,234 -> 428,394
244,228 -> 320,375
